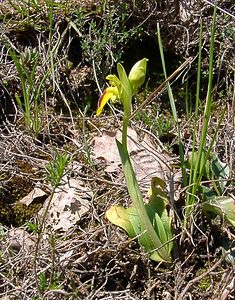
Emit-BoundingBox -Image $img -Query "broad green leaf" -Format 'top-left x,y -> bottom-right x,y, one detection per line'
146,177 -> 173,252
153,212 -> 167,245
187,151 -> 211,179
128,207 -> 155,251
201,185 -> 217,201
146,205 -> 173,254
128,206 -> 169,262
149,249 -> 167,262
211,155 -> 230,193
106,204 -> 169,262
188,152 -> 230,195
147,177 -> 167,215
203,196 -> 235,227
221,238 -> 235,265
106,205 -> 135,237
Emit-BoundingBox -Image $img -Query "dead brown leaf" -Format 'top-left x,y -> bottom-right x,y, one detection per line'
20,187 -> 47,206
91,127 -> 173,190
40,177 -> 91,231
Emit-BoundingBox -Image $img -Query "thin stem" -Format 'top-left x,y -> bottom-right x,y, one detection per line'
185,18 -> 203,222
122,115 -> 128,150
33,185 -> 57,296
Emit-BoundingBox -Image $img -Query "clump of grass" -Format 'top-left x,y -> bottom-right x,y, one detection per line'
9,47 -> 43,133
157,5 -> 235,234
135,108 -> 174,139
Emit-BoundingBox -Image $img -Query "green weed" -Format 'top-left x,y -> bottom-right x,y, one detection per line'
156,5 -> 235,230
27,221 -> 39,233
34,151 -> 71,295
9,47 -> 41,133
73,6 -> 142,84
45,150 -> 71,187
135,109 -> 174,139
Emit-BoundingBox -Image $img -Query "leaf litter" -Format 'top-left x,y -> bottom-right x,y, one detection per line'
39,176 -> 92,231
20,186 -> 47,206
91,126 -> 175,191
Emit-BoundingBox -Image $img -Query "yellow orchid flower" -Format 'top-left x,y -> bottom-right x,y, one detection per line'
96,86 -> 119,116
96,58 -> 148,116
96,58 -> 173,263
96,73 -> 121,116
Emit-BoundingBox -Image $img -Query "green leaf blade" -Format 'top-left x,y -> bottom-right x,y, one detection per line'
203,196 -> 235,227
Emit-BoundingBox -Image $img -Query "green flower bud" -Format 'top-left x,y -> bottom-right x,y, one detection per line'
128,58 -> 148,95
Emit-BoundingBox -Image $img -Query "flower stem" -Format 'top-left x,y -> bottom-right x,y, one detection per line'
122,114 -> 128,150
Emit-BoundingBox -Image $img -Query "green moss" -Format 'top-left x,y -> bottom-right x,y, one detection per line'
12,202 -> 42,227
6,176 -> 33,202
0,202 -> 13,226
0,171 -> 42,226
196,267 -> 220,292
198,274 -> 211,291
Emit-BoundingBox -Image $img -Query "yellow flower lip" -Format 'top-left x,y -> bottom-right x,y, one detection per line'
96,86 -> 119,116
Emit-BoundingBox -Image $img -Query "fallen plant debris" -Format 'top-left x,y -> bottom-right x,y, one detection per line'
20,187 -> 47,206
39,176 -> 91,231
91,127 -> 173,188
